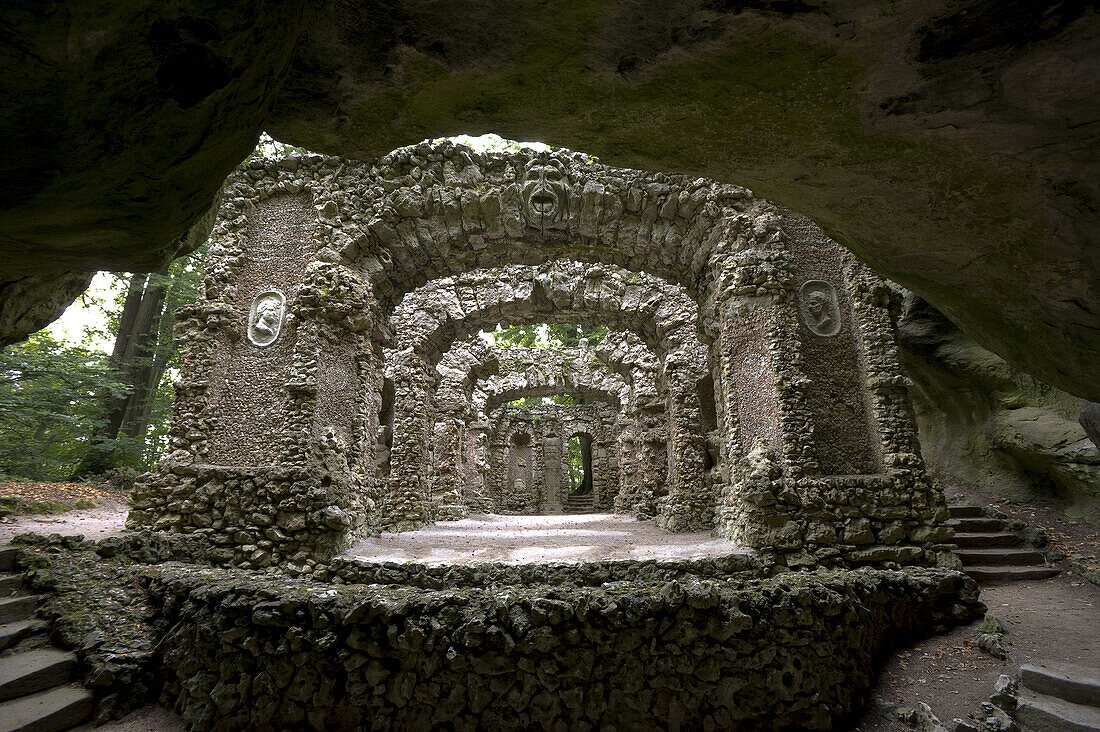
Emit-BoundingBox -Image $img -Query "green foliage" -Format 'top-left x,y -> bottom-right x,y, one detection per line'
139,249 -> 206,464
0,332 -> 133,480
491,323 -> 608,348
506,394 -> 576,408
93,466 -> 140,493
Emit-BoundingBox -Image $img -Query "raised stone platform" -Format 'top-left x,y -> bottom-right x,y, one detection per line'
335,513 -> 758,588
345,513 -> 749,565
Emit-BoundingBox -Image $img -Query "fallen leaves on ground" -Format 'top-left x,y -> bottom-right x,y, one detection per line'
0,480 -> 130,504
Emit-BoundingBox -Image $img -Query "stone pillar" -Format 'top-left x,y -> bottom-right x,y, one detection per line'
845,261 -> 953,558
383,348 -> 435,530
656,354 -> 712,532
542,435 -> 564,512
613,428 -> 638,513
130,257 -> 383,569
432,415 -> 471,520
705,244 -> 818,558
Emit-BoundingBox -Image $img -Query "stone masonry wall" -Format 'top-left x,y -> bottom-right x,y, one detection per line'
148,565 -> 982,731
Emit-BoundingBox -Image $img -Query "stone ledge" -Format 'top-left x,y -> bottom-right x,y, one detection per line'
328,552 -> 763,589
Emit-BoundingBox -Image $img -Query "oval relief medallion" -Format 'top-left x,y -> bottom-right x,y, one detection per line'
247,289 -> 287,347
798,280 -> 842,337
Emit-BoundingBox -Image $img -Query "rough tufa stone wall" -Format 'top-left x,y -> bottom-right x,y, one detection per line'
130,141 -> 948,570
148,564 -> 982,731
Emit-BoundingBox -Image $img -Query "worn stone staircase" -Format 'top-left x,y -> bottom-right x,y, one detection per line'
563,492 -> 595,513
949,505 -> 1060,582
0,545 -> 92,732
1017,663 -> 1100,731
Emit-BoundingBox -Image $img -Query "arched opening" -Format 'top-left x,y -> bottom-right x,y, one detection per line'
566,432 -> 594,513
567,432 -> 593,496
376,377 -> 396,476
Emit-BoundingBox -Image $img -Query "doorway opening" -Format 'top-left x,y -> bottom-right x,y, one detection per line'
567,432 -> 594,497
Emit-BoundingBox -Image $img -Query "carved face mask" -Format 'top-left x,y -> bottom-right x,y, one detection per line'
522,158 -> 569,226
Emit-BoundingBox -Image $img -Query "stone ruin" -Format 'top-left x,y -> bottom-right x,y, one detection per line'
128,140 -> 953,572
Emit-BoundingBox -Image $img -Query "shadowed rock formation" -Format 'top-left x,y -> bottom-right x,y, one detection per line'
900,293 -> 1100,524
1,1 -> 1097,400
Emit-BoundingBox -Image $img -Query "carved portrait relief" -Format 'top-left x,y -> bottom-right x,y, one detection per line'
798,280 -> 842,337
247,289 -> 287,347
521,156 -> 569,226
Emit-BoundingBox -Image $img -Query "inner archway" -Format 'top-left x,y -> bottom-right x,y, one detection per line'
566,432 -> 595,513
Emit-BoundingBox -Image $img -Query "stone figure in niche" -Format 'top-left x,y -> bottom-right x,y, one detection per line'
798,280 -> 842,337
521,155 -> 569,226
247,289 -> 286,346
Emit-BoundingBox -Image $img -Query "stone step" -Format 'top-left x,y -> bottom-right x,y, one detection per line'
1017,689 -> 1100,731
0,649 -> 78,703
0,685 -> 94,732
0,548 -> 15,573
964,566 -> 1061,583
0,597 -> 37,626
947,517 -> 1005,532
953,532 -> 1022,549
949,505 -> 987,519
0,621 -> 48,653
0,575 -> 23,595
956,548 -> 1047,566
1021,664 -> 1100,708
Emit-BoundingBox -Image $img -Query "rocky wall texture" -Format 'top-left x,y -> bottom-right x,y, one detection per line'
900,294 -> 1100,525
148,564 -> 983,731
6,3 -> 1098,404
129,466 -> 355,572
12,539 -> 162,724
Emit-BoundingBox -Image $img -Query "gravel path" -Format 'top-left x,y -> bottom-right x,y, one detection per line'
345,512 -> 749,564
0,502 -> 130,544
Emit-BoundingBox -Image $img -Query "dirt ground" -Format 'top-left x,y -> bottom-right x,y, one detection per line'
852,485 -> 1100,730
345,512 -> 751,564
0,503 -> 129,543
0,481 -> 130,505
72,703 -> 185,732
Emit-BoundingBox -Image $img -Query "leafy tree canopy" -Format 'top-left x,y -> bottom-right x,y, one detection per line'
490,323 -> 607,348
0,332 -> 133,481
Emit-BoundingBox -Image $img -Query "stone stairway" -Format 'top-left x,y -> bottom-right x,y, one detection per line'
0,545 -> 92,732
949,505 -> 1060,582
563,492 -> 595,513
1017,663 -> 1100,731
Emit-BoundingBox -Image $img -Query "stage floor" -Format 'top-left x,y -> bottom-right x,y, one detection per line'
344,513 -> 749,565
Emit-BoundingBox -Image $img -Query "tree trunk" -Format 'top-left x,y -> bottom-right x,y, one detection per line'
72,269 -> 170,477
118,268 -> 170,440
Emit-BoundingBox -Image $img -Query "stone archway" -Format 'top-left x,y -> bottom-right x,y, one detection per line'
432,335 -> 666,519
383,261 -> 710,531
130,142 -> 951,572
